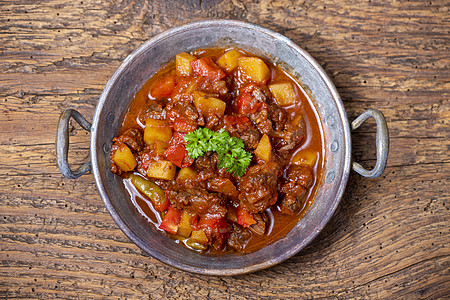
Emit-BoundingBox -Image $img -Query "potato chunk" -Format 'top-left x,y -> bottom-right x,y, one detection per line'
144,119 -> 173,145
193,91 -> 226,116
112,144 -> 137,172
153,140 -> 169,155
237,56 -> 270,83
177,167 -> 198,181
176,52 -> 196,76
291,150 -> 318,167
146,160 -> 176,180
269,82 -> 297,106
254,134 -> 272,162
190,230 -> 209,244
217,49 -> 242,71
178,211 -> 195,238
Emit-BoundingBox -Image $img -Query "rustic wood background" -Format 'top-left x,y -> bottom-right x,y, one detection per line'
1,0 -> 448,298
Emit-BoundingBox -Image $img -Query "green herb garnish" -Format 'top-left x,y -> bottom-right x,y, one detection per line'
184,128 -> 252,177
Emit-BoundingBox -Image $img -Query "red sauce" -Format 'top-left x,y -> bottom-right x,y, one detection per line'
111,47 -> 324,254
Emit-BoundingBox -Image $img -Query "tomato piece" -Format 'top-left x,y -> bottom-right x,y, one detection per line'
190,214 -> 200,231
173,118 -> 197,133
236,206 -> 257,227
159,205 -> 182,234
236,91 -> 262,114
216,218 -> 231,236
199,216 -> 231,247
163,132 -> 194,168
199,216 -> 231,235
150,75 -> 176,99
191,57 -> 226,81
224,115 -> 251,126
198,215 -> 219,229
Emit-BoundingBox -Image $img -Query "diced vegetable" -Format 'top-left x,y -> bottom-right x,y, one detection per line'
198,216 -> 231,245
159,206 -> 182,234
176,52 -> 197,76
164,132 -> 194,168
236,91 -> 261,114
178,210 -> 194,237
153,140 -> 169,155
217,49 -> 242,71
224,115 -> 251,126
150,75 -> 176,99
129,174 -> 169,211
193,91 -> 226,116
190,230 -> 209,244
269,82 -> 297,106
292,113 -> 303,127
183,76 -> 202,94
236,206 -> 257,227
146,160 -> 177,181
254,134 -> 272,162
291,150 -> 318,167
191,57 -> 226,81
237,56 -> 270,83
177,167 -> 198,181
112,144 -> 137,172
190,214 -> 199,231
172,118 -> 197,133
185,238 -> 208,251
144,118 -> 173,145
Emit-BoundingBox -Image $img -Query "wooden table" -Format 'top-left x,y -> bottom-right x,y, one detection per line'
1,1 -> 448,298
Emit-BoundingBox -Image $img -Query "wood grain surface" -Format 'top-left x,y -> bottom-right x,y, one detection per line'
1,0 -> 449,299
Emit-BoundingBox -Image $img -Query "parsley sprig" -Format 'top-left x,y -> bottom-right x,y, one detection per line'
184,128 -> 252,177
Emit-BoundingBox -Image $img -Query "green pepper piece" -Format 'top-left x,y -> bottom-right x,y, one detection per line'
130,174 -> 169,212
185,239 -> 208,251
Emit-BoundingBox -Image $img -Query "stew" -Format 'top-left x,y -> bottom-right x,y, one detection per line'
110,47 -> 324,254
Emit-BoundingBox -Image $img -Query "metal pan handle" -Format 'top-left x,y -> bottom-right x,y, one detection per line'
351,109 -> 389,178
55,109 -> 92,179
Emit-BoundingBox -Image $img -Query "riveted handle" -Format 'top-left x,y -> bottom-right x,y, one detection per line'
55,109 -> 92,179
351,109 -> 389,178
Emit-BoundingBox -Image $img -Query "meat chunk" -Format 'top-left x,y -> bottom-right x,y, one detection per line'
112,128 -> 143,152
268,103 -> 287,131
165,101 -> 201,133
204,114 -> 221,130
197,78 -> 229,97
249,106 -> 272,135
237,162 -> 280,213
207,177 -> 239,199
227,224 -> 252,251
251,85 -> 270,103
280,165 -> 314,214
165,185 -> 227,218
138,100 -> 167,123
194,152 -> 219,174
272,115 -> 306,152
235,84 -> 275,135
222,115 -> 261,150
248,213 -> 268,235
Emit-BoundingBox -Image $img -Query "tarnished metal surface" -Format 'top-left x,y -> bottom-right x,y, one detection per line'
351,109 -> 389,178
56,20 -> 388,275
56,108 -> 92,179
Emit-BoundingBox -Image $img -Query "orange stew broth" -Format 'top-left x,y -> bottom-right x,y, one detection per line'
117,48 -> 324,254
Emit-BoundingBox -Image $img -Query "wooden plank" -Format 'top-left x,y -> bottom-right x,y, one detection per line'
0,0 -> 448,298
